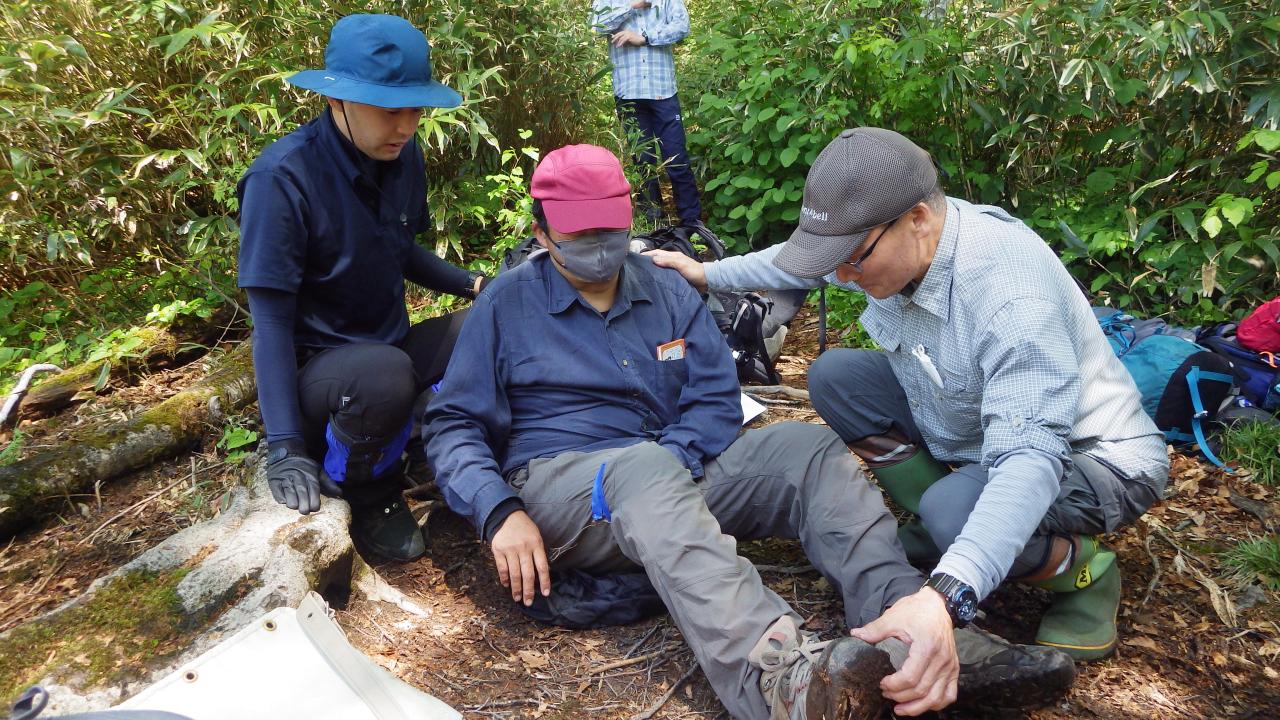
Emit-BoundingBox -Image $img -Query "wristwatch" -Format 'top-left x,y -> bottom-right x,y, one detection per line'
924,573 -> 978,628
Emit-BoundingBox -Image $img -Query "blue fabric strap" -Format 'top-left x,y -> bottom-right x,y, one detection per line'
1184,366 -> 1234,471
590,462 -> 611,523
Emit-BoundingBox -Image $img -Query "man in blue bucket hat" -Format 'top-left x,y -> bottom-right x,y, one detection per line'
236,14 -> 487,561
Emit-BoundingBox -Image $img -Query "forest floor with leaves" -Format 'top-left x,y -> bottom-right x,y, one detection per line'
1,310 -> 1278,719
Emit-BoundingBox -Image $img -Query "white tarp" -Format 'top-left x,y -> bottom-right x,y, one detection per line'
118,593 -> 460,720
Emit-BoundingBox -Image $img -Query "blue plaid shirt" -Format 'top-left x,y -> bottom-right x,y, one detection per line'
592,0 -> 689,100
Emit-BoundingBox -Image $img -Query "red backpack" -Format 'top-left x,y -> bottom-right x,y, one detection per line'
1238,297 -> 1280,353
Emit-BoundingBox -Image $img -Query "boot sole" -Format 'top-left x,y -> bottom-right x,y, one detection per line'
805,639 -> 893,720
955,647 -> 1077,711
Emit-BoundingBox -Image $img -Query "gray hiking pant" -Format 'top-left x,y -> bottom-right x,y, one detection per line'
808,349 -> 1159,577
509,422 -> 923,720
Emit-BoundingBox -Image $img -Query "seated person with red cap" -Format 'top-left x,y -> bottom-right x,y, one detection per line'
237,15 -> 487,561
424,144 -> 1075,720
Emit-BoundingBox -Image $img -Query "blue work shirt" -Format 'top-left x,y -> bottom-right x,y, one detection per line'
425,253 -> 743,537
236,109 -> 470,351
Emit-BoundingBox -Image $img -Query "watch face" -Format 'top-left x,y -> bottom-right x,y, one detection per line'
956,594 -> 978,623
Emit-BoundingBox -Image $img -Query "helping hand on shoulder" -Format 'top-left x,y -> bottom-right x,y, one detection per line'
644,248 -> 708,292
850,587 -> 958,716
490,510 -> 552,605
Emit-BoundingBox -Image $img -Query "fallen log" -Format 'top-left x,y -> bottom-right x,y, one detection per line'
0,342 -> 255,539
17,326 -> 180,419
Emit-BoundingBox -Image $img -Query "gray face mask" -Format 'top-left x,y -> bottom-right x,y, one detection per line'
550,230 -> 631,283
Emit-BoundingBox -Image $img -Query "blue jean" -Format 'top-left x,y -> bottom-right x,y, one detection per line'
616,94 -> 702,224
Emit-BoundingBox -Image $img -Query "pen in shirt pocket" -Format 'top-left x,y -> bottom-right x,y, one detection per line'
911,344 -> 945,390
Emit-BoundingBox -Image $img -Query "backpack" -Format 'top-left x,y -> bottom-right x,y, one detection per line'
1237,296 -> 1280,353
1094,308 -> 1241,467
1197,323 -> 1280,412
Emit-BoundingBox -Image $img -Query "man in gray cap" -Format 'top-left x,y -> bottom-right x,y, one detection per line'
649,127 -> 1170,662
237,15 -> 487,561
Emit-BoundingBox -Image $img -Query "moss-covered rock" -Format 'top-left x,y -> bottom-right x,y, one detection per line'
0,569 -> 191,702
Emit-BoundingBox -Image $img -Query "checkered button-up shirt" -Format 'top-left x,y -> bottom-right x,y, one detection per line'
704,198 -> 1170,596
592,0 -> 688,100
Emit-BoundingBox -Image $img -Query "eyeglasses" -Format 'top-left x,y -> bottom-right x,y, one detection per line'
837,217 -> 896,275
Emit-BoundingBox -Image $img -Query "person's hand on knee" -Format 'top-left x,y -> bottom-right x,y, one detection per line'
850,588 -> 958,715
490,510 -> 551,605
265,444 -> 325,515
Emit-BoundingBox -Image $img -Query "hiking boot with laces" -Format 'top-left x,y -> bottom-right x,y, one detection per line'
877,625 -> 1075,712
351,497 -> 426,562
749,616 -> 892,720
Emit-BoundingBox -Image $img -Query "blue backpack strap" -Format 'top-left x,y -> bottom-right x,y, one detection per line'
1098,311 -> 1136,356
1183,366 -> 1237,471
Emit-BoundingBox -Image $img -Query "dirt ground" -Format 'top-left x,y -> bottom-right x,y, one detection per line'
1,310 -> 1278,719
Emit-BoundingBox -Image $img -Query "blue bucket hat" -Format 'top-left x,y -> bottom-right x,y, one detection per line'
287,14 -> 462,109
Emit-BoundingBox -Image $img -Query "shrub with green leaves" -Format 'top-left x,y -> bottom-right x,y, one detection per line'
681,0 -> 1278,327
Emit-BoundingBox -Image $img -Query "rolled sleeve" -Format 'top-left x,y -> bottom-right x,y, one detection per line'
976,298 -> 1078,467
643,0 -> 689,46
424,293 -> 519,536
591,0 -> 635,33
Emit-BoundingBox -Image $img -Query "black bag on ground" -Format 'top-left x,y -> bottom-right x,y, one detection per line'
515,568 -> 666,629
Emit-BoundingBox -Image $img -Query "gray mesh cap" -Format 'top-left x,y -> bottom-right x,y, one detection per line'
772,127 -> 937,278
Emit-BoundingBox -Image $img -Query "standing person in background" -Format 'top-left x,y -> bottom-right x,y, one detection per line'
237,14 -> 487,561
593,0 -> 710,234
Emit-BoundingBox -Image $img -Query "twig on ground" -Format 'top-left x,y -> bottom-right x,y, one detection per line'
630,662 -> 700,720
743,385 -> 810,402
754,564 -> 816,575
624,624 -> 663,658
78,473 -> 195,547
1141,531 -> 1162,608
588,645 -> 678,675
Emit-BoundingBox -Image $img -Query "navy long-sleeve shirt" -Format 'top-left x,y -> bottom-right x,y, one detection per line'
425,253 -> 742,537
236,110 -> 474,445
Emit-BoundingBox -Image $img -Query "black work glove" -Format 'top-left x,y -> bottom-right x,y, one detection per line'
265,443 -> 341,515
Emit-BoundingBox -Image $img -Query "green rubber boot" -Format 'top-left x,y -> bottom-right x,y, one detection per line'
896,520 -> 941,564
1032,537 -> 1121,661
869,450 -> 951,515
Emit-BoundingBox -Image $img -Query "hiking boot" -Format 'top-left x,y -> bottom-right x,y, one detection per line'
351,497 -> 426,562
1035,550 -> 1122,661
749,616 -> 891,720
876,626 -> 1075,712
1024,535 -> 1122,661
895,520 -> 941,565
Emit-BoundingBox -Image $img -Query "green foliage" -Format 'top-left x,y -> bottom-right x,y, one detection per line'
216,419 -> 259,465
684,0 -> 945,252
1221,534 -> 1280,591
683,0 -> 1279,323
0,428 -> 22,466
1218,419 -> 1280,486
809,288 -> 876,349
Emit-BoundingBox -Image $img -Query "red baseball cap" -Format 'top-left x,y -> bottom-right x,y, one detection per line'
531,144 -> 633,233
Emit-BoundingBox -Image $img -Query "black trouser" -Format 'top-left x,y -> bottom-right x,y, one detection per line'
296,311 -> 467,506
